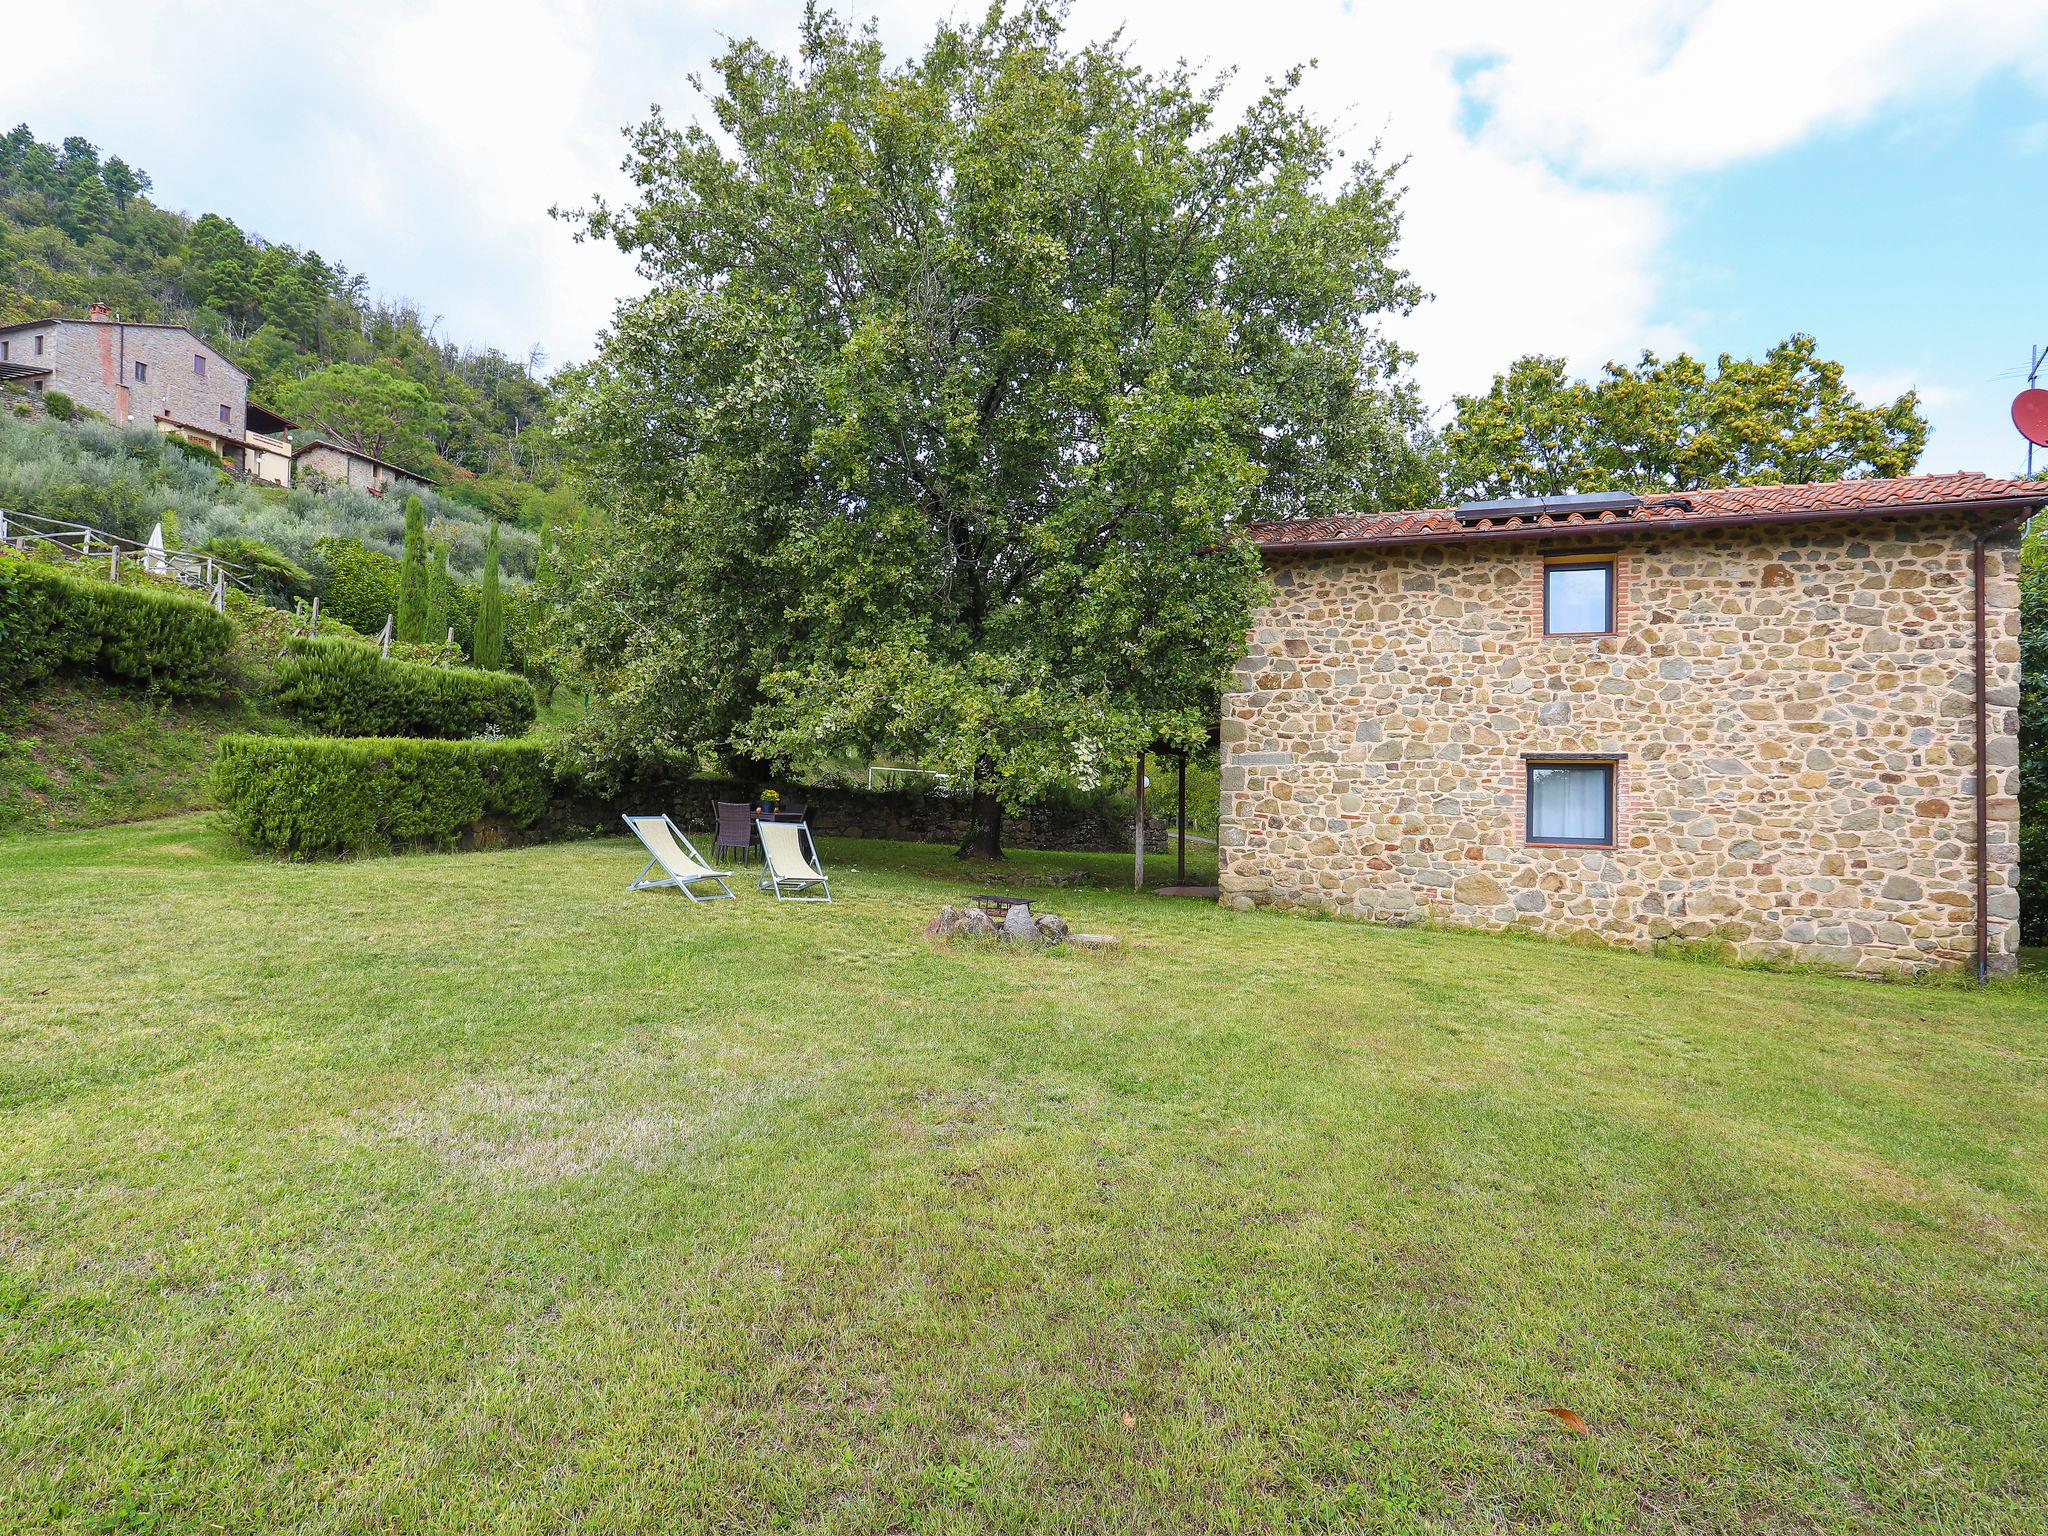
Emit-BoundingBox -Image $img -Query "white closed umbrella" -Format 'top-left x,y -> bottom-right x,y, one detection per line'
142,522 -> 168,576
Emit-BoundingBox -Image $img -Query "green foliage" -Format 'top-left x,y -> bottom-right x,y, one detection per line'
423,541 -> 452,649
395,496 -> 429,643
474,522 -> 504,670
0,554 -> 232,695
316,536 -> 400,635
1440,336 -> 1931,499
555,6 -> 1427,847
0,414 -> 540,591
199,536 -> 314,605
2021,517 -> 2046,946
42,390 -> 74,421
280,363 -> 445,472
274,636 -> 536,739
1,121 -> 557,481
210,734 -> 552,856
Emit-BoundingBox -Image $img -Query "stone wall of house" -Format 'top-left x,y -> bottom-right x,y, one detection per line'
1218,513 -> 2024,975
30,322 -> 245,434
294,443 -> 390,494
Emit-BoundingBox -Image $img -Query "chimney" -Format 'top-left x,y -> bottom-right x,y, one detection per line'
88,301 -> 112,321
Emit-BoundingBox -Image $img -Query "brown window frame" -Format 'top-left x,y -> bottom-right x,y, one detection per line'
1542,556 -> 1616,636
194,353 -> 206,377
133,360 -> 148,383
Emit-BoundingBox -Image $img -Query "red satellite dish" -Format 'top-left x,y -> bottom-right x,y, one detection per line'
2014,388 -> 2048,448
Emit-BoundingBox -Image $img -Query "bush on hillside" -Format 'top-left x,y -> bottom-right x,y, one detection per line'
0,555 -> 233,696
212,735 -> 552,855
43,390 -> 75,421
315,536 -> 400,633
274,636 -> 536,738
202,535 -> 314,605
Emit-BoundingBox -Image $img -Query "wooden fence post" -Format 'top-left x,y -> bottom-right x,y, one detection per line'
379,614 -> 394,658
307,595 -> 320,637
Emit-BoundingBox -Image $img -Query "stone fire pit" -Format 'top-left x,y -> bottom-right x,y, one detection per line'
925,900 -> 1117,949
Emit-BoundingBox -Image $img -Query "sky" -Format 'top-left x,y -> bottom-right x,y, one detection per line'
10,0 -> 2048,479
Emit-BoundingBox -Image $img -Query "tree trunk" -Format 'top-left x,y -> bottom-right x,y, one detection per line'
957,763 -> 1005,860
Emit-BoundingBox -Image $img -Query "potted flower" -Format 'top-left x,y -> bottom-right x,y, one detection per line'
758,787 -> 781,819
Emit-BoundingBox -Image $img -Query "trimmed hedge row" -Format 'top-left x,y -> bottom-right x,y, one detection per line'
275,636 -> 536,739
212,735 -> 552,856
0,554 -> 234,696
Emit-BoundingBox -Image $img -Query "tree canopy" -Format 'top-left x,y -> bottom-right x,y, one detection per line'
554,2 -> 1431,851
281,363 -> 445,471
1439,335 -> 1930,500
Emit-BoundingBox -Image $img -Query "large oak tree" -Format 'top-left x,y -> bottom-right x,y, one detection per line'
554,2 -> 1432,853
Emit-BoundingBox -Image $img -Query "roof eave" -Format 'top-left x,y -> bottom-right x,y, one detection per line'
1251,494 -> 2048,555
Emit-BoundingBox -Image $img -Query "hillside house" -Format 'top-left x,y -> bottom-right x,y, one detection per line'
0,305 -> 263,473
1220,474 -> 2043,977
291,436 -> 418,496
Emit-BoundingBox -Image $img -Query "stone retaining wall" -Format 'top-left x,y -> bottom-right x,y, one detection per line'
1219,513 -> 2023,976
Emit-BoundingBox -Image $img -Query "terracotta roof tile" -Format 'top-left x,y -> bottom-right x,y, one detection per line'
1246,474 -> 2048,553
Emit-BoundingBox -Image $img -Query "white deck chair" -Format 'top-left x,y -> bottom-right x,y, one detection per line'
757,819 -> 831,902
623,814 -> 736,902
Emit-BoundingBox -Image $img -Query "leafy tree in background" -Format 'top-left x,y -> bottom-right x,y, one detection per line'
395,496 -> 429,643
473,521 -> 505,670
280,363 -> 445,470
62,173 -> 111,242
101,155 -> 146,212
1440,335 -> 1930,500
556,3 -> 1429,854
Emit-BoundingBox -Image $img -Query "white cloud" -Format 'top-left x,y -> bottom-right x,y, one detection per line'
8,0 -> 2047,461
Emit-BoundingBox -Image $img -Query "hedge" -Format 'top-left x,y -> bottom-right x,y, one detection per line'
275,636 -> 536,739
212,735 -> 553,855
0,554 -> 233,696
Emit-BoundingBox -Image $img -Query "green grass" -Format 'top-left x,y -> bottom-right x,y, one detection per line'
0,677 -> 295,833
3,818 -> 2045,1533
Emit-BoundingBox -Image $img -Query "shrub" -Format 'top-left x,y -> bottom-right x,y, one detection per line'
212,735 -> 552,855
43,390 -> 75,421
317,536 -> 401,635
274,635 -> 536,738
0,555 -> 233,695
202,535 -> 314,605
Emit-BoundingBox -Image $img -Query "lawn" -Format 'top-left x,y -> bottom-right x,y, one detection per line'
3,819 -> 2045,1534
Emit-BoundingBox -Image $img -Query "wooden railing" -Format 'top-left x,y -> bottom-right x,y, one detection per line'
0,507 -> 256,606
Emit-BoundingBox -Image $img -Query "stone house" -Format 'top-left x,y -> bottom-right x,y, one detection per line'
291,436 -> 418,496
0,306 -> 257,471
1220,474 -> 2043,977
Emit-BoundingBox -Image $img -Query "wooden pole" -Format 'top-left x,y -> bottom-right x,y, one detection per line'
1176,753 -> 1187,885
307,595 -> 320,636
1134,753 -> 1146,891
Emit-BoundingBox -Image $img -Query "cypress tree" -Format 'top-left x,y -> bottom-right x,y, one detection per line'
424,540 -> 452,652
394,494 -> 428,642
474,521 -> 505,670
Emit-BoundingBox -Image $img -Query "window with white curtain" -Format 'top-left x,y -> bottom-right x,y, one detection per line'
1544,559 -> 1614,634
1526,760 -> 1614,845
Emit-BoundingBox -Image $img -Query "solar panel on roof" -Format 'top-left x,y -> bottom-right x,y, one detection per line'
1454,491 -> 1642,521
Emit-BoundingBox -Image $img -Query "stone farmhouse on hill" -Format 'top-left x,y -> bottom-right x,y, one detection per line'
0,307 -> 424,495
1220,473 -> 2044,977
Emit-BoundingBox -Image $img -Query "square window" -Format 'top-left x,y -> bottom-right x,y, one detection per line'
194,353 -> 206,377
133,360 -> 148,382
1526,760 -> 1614,845
1544,559 -> 1614,635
